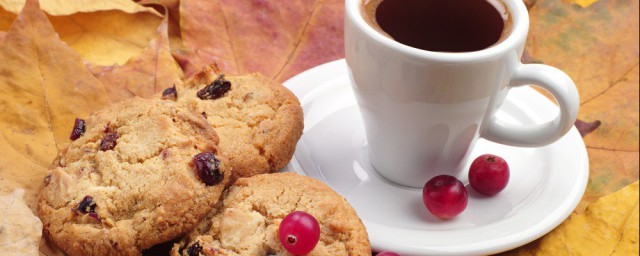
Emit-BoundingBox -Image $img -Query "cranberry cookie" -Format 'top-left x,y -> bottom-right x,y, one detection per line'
38,98 -> 233,256
171,173 -> 371,256
169,65 -> 303,178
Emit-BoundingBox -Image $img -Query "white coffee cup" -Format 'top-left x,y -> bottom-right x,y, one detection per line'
345,0 -> 580,187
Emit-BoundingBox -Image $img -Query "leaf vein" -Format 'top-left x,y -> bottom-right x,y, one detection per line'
586,146 -> 639,153
273,0 -> 322,80
218,3 -> 239,74
609,200 -> 639,256
581,62 -> 639,105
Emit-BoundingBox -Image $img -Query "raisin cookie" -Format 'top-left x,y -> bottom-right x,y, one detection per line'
38,98 -> 233,256
171,172 -> 371,256
167,65 -> 303,178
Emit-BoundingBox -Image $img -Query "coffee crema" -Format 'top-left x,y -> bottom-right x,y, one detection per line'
363,0 -> 512,52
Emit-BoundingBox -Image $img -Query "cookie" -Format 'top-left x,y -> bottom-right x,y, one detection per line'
170,65 -> 303,178
171,172 -> 371,256
38,98 -> 233,256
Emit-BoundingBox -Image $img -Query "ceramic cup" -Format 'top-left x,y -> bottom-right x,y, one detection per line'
345,0 -> 580,187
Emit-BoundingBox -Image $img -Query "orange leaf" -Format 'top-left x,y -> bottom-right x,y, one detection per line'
88,14 -> 184,102
0,0 -> 110,209
179,0 -> 344,82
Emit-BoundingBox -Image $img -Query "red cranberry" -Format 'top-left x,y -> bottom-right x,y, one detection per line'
69,118 -> 86,141
162,85 -> 178,101
197,75 -> 231,100
468,154 -> 510,196
75,195 -> 97,216
185,242 -> 202,256
423,175 -> 468,219
99,132 -> 119,151
192,152 -> 223,186
278,211 -> 320,255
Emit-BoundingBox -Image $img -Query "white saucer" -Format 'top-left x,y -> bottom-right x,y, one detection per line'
281,59 -> 589,256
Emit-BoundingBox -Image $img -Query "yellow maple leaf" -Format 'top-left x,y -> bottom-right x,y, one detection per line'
0,0 -> 111,210
0,0 -> 158,16
0,0 -> 163,66
502,181 -> 639,255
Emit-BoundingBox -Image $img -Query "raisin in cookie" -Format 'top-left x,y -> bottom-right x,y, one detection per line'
38,98 -> 233,256
171,173 -> 371,256
168,65 -> 303,178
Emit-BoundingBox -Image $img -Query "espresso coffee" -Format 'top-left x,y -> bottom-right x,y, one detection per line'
363,0 -> 511,52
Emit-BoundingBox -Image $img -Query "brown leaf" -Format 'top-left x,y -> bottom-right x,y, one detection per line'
526,0 -> 639,202
575,119 -> 601,137
88,14 -> 184,102
522,0 -> 538,10
179,0 -> 344,82
0,189 -> 43,255
0,0 -> 110,209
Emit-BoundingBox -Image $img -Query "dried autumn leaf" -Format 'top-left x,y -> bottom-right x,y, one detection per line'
501,181 -> 639,255
526,0 -> 639,203
0,0 -> 158,15
0,2 -> 163,66
179,0 -> 344,82
0,0 -> 110,209
88,14 -> 184,102
138,0 -> 184,51
0,189 -> 43,256
48,12 -> 162,66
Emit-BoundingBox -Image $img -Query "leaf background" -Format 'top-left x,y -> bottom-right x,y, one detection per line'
0,0 -> 637,255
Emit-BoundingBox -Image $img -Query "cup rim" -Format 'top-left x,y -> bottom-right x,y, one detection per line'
346,0 -> 530,62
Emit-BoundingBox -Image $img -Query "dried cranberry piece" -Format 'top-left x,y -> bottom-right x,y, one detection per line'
88,212 -> 99,220
192,152 -> 223,186
69,118 -> 86,141
100,132 -> 119,151
75,195 -> 97,215
197,75 -> 231,100
185,242 -> 203,256
104,122 -> 112,133
162,84 -> 178,101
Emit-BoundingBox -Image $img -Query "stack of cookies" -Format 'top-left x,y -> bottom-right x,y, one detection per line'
37,66 -> 371,256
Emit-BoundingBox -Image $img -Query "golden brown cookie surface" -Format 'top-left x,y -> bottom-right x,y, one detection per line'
171,172 -> 371,256
174,66 -> 303,178
38,98 -> 233,256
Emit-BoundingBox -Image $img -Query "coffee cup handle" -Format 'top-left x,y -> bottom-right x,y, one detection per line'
483,63 -> 580,147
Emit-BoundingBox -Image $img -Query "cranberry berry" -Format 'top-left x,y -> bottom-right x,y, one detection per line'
197,75 -> 231,100
99,132 -> 119,151
69,118 -> 86,141
278,211 -> 320,255
185,242 -> 203,256
75,195 -> 98,219
192,152 -> 224,186
468,154 -> 510,196
423,175 -> 468,219
161,84 -> 178,101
